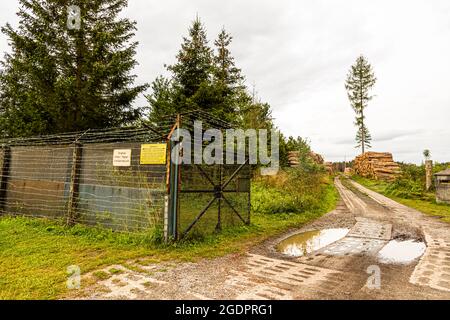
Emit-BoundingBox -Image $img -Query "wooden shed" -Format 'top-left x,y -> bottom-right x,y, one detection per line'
434,169 -> 450,204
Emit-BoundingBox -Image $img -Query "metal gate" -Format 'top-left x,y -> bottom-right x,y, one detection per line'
163,111 -> 251,241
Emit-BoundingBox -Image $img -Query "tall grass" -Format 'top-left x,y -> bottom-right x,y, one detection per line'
252,167 -> 336,214
382,162 -> 450,200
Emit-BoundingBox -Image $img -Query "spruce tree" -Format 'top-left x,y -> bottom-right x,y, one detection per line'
211,28 -> 245,120
355,119 -> 372,151
147,18 -> 274,128
345,55 -> 376,154
0,0 -> 147,137
213,29 -> 244,93
147,17 -> 214,125
167,17 -> 213,102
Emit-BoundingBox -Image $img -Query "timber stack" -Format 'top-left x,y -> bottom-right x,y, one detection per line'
287,151 -> 324,167
309,152 -> 324,165
324,162 -> 333,174
353,152 -> 401,180
288,151 -> 300,167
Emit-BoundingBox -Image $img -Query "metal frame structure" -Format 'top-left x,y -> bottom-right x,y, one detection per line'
163,111 -> 251,241
0,110 -> 251,242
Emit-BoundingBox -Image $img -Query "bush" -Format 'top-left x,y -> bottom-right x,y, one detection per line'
251,168 -> 332,214
382,162 -> 450,201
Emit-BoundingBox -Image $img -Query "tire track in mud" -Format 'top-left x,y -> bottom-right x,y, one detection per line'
348,181 -> 450,293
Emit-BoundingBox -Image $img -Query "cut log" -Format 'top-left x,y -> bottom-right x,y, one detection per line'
353,151 -> 401,181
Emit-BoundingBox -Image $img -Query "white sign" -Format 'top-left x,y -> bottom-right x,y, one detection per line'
113,149 -> 131,167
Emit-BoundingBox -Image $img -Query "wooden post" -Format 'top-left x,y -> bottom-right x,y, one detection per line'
0,146 -> 11,213
66,143 -> 82,225
425,160 -> 433,191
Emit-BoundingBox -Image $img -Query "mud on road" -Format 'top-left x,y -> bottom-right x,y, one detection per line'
72,178 -> 450,300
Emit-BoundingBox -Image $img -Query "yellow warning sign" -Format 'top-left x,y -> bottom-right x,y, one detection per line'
140,144 -> 167,165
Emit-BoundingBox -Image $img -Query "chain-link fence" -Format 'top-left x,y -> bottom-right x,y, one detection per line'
0,111 -> 252,241
0,128 -> 168,233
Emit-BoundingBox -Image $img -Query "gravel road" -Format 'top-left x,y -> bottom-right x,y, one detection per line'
72,177 -> 450,300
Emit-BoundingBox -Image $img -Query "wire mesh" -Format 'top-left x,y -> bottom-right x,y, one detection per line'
175,112 -> 251,239
0,127 -> 169,232
0,110 -> 252,239
178,163 -> 251,239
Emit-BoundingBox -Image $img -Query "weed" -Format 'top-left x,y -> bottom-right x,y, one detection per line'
93,271 -> 111,280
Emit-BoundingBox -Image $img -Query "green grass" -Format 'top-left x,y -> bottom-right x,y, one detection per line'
0,176 -> 338,300
352,175 -> 450,223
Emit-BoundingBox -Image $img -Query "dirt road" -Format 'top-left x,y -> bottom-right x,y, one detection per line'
76,178 -> 450,300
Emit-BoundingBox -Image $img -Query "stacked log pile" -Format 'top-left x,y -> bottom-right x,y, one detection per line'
288,151 -> 325,167
287,151 -> 300,167
353,152 -> 401,180
324,162 -> 333,174
309,152 -> 324,165
344,167 -> 353,176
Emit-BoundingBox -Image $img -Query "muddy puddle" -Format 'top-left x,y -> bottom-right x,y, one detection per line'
277,228 -> 349,257
377,239 -> 426,264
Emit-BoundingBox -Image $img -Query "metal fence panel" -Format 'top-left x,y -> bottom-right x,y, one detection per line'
0,128 -> 168,233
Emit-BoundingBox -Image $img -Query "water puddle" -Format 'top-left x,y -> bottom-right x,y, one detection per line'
277,228 -> 349,257
377,239 -> 426,264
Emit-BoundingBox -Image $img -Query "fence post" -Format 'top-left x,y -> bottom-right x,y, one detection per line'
0,145 -> 11,213
425,160 -> 433,191
66,142 -> 82,225
165,139 -> 174,241
165,115 -> 181,241
216,164 -> 222,231
248,165 -> 252,225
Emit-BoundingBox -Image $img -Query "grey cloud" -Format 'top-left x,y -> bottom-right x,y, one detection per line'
1,0 -> 450,164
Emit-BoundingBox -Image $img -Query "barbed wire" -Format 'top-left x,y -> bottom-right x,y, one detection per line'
0,124 -> 169,232
0,112 -> 250,236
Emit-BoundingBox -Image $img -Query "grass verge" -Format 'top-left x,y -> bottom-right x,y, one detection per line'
352,175 -> 450,223
0,176 -> 338,300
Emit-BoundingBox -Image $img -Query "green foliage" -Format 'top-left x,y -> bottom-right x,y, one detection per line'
6,216 -> 163,246
383,162 -> 450,200
384,177 -> 426,200
167,18 -> 213,99
146,17 -> 273,130
278,134 -> 325,171
252,169 -> 336,214
423,149 -> 431,160
354,161 -> 450,201
0,0 -> 147,137
355,117 -> 372,149
345,55 -> 377,154
92,271 -> 111,280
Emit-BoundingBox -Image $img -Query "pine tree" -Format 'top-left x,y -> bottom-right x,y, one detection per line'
355,119 -> 372,150
0,0 -> 147,137
345,55 -> 376,154
147,18 -> 274,128
211,28 -> 245,121
147,17 -> 214,123
237,96 -> 273,130
146,76 -> 175,125
213,29 -> 244,92
167,17 -> 213,102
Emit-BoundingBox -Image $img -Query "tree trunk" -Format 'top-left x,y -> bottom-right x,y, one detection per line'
361,109 -> 365,155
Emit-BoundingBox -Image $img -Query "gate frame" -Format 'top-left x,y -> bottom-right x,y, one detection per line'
178,160 -> 251,240
164,112 -> 252,242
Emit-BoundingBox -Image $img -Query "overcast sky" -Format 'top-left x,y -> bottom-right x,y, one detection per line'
1,0 -> 449,164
